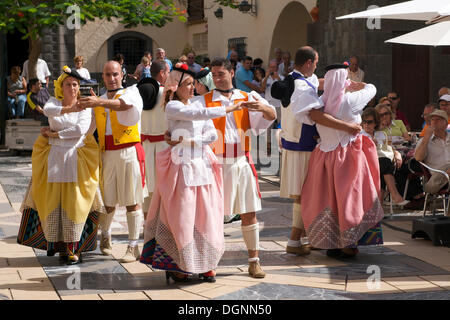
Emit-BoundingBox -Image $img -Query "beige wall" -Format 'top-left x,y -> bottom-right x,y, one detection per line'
75,0 -> 315,73
205,0 -> 315,67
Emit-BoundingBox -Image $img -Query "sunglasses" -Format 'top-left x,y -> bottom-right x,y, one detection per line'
379,112 -> 391,117
362,120 -> 375,125
388,96 -> 398,100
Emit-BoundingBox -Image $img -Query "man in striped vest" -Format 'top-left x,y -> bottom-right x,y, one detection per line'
78,61 -> 147,263
191,58 -> 277,278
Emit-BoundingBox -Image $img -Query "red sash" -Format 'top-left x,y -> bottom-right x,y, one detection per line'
141,134 -> 165,143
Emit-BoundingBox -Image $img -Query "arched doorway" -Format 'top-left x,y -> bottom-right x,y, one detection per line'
107,31 -> 153,75
269,1 -> 312,61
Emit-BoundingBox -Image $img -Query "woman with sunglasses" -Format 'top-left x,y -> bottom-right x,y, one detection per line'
140,63 -> 241,284
361,108 -> 409,206
375,103 -> 411,143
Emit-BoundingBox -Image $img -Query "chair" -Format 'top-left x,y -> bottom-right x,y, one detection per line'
419,162 -> 450,217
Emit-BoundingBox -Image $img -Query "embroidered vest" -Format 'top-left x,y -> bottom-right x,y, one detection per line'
204,90 -> 250,155
94,90 -> 141,152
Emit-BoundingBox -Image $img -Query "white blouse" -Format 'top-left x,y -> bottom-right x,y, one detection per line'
43,97 -> 92,183
165,99 -> 226,187
192,90 -> 276,147
294,84 -> 377,152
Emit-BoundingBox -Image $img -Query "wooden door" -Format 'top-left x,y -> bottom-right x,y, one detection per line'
392,43 -> 430,131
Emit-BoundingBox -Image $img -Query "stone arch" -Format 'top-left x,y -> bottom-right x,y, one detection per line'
107,31 -> 153,73
269,1 -> 313,63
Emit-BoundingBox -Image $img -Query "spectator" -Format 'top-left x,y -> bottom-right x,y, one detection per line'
156,48 -> 173,70
113,53 -> 128,87
438,94 -> 450,114
178,55 -> 188,64
251,67 -> 265,97
419,103 -> 438,137
415,110 -> 450,194
278,52 -> 294,78
74,55 -> 91,80
274,48 -> 283,66
229,50 -> 242,71
438,87 -> 450,98
253,58 -> 263,70
235,56 -> 262,93
26,78 -> 50,125
203,57 -> 211,69
226,44 -> 237,59
132,51 -> 152,80
6,66 -> 27,119
387,92 -> 411,131
375,103 -> 411,142
348,56 -> 365,82
187,52 -> 202,73
261,59 -> 283,123
138,56 -> 151,81
361,107 -> 409,205
22,57 -> 51,87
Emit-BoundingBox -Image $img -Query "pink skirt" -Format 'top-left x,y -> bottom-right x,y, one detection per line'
140,147 -> 225,274
301,135 -> 384,249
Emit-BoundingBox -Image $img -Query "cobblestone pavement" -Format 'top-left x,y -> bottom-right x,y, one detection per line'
1,150 -> 450,300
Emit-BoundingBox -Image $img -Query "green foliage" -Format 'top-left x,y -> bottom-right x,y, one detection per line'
213,0 -> 238,9
0,0 -> 187,39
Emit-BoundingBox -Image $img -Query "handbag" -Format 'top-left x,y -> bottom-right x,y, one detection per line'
374,131 -> 395,161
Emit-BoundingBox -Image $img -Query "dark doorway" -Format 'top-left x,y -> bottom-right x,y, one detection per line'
392,44 -> 430,131
6,31 -> 29,74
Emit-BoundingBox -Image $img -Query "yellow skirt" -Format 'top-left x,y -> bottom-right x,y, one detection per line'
30,134 -> 100,242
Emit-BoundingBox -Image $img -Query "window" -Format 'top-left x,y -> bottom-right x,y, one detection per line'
187,0 -> 205,24
228,37 -> 247,60
107,32 -> 153,74
193,33 -> 208,52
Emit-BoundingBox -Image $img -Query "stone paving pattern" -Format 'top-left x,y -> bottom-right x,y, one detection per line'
1,151 -> 450,300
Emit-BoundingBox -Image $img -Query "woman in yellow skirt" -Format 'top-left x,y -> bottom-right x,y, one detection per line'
19,66 -> 101,265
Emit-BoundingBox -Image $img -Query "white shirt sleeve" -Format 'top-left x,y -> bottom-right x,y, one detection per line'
43,60 -> 51,78
247,91 -> 276,135
346,83 -> 376,114
290,83 -> 323,125
191,119 -> 219,148
57,109 -> 92,139
166,100 -> 226,121
115,85 -> 143,126
43,97 -> 63,117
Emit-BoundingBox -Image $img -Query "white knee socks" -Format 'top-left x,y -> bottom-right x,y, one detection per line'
241,223 -> 260,252
100,211 -> 115,237
292,202 -> 304,230
127,209 -> 143,245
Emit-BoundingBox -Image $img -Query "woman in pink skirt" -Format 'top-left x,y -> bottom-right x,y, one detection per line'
140,63 -> 241,283
294,63 -> 384,258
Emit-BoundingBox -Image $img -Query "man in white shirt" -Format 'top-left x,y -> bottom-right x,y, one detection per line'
262,59 -> 283,122
278,52 -> 294,78
348,56 -> 365,82
415,109 -> 450,194
22,58 -> 51,87
138,60 -> 170,215
78,61 -> 147,263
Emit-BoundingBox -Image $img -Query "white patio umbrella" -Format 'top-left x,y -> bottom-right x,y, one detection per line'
385,21 -> 450,46
336,0 -> 450,22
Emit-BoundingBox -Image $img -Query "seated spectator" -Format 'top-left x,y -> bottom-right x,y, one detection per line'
74,55 -> 91,80
7,66 -> 27,119
278,52 -> 294,78
387,92 -> 411,131
362,107 -> 409,205
419,103 -> 438,137
415,110 -> 450,194
348,56 -> 365,82
438,94 -> 450,113
26,78 -> 50,125
375,103 -> 411,142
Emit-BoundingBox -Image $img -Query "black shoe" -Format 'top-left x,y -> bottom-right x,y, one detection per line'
47,249 -> 57,257
326,249 -> 342,257
165,271 -> 190,285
